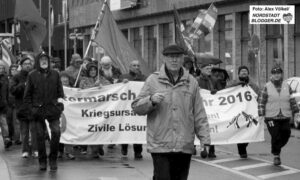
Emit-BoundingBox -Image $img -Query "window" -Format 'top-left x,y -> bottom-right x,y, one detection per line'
266,25 -> 283,79
146,25 -> 157,72
162,23 -> 173,48
121,29 -> 128,40
132,27 -> 142,56
241,12 -> 259,83
219,14 -> 233,79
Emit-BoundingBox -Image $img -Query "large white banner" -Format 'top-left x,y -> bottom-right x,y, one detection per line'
200,86 -> 264,145
60,82 -> 146,144
59,82 -> 264,145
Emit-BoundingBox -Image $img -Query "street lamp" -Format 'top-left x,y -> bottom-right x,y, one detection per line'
69,29 -> 83,54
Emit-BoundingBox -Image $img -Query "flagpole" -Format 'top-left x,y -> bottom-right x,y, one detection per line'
74,0 -> 107,87
64,1 -> 68,70
83,0 -> 107,58
48,0 -> 51,56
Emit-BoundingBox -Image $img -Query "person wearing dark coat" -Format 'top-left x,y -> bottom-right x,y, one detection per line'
226,66 -> 260,159
10,57 -> 38,158
23,52 -> 64,171
119,60 -> 146,159
0,61 -> 11,149
196,63 -> 220,159
7,64 -> 20,144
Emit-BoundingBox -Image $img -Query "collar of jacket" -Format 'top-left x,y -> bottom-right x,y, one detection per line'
158,64 -> 189,86
199,73 -> 210,80
20,70 -> 29,76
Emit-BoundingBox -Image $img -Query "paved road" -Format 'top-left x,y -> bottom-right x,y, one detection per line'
0,128 -> 299,180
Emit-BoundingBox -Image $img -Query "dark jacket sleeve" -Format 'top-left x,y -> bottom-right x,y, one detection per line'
0,77 -> 9,109
57,72 -> 64,98
289,86 -> 299,114
10,75 -> 25,98
23,75 -> 33,106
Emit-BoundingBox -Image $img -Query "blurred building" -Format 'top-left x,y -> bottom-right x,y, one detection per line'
0,0 -> 73,69
68,0 -> 300,87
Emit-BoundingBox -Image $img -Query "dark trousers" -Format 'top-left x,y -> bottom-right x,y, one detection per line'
265,119 -> 291,156
20,120 -> 37,153
237,143 -> 248,155
35,118 -> 60,164
151,153 -> 192,180
121,144 -> 143,154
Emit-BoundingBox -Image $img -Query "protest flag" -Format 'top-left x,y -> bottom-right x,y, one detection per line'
0,40 -> 16,69
189,3 -> 218,39
173,5 -> 194,56
93,3 -> 149,75
14,0 -> 47,53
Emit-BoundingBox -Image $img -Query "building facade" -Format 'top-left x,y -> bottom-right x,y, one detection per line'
68,0 -> 300,87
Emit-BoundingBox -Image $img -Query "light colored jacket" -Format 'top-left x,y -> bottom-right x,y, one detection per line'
132,65 -> 210,154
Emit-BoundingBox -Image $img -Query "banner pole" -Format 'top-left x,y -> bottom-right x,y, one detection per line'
83,0 -> 107,58
75,0 -> 107,87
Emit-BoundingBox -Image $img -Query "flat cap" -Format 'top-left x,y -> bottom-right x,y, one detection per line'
162,44 -> 186,56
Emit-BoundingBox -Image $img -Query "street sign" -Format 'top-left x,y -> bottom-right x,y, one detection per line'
69,33 -> 83,40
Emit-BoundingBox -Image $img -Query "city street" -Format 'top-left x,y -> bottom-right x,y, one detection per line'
1,127 -> 299,180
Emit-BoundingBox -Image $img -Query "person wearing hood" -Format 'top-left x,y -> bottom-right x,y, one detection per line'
0,61 -> 12,149
10,57 -> 38,158
258,66 -> 299,166
23,52 -> 64,171
79,61 -> 110,158
118,60 -> 146,159
79,61 -> 110,89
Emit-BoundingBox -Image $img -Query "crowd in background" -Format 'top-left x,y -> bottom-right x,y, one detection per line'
0,45 -> 298,174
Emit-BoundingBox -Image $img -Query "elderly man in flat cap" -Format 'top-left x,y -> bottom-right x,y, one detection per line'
132,44 -> 210,180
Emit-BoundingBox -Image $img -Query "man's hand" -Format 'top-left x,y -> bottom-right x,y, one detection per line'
150,93 -> 165,105
211,90 -> 217,95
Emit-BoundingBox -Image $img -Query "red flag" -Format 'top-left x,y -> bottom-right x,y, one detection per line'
173,6 -> 194,56
93,3 -> 149,75
15,0 -> 47,53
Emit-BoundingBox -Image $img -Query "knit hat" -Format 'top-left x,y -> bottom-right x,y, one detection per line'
238,66 -> 249,74
20,56 -> 31,65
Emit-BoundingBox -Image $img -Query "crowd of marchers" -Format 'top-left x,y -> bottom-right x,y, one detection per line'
0,44 -> 299,179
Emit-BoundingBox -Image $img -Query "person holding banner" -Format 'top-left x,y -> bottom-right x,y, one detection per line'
196,62 -> 219,158
23,52 -> 64,171
132,44 -> 210,180
227,66 -> 260,158
258,66 -> 299,166
79,61 -> 110,158
99,56 -> 122,84
119,60 -> 146,159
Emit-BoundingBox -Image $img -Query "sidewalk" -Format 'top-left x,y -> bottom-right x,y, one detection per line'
0,139 -> 11,180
